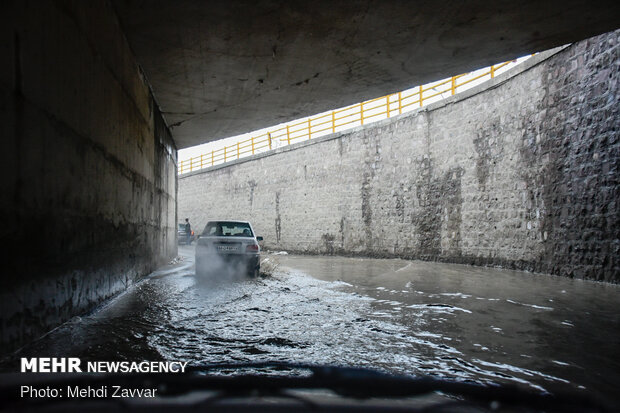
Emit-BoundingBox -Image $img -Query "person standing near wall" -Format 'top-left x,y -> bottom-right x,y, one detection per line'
185,218 -> 192,244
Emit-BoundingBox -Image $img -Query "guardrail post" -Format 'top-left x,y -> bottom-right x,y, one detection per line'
332,111 -> 336,133
398,92 -> 402,114
237,142 -> 240,159
224,146 -> 227,162
308,118 -> 311,140
251,137 -> 255,154
451,76 -> 456,95
490,65 -> 495,78
268,132 -> 272,149
419,85 -> 423,107
200,154 -> 203,169
360,102 -> 364,125
286,125 -> 290,145
387,96 -> 390,118
211,150 -> 214,166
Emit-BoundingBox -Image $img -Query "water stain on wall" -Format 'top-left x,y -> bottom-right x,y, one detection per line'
321,233 -> 336,254
248,180 -> 257,208
361,133 -> 380,251
361,171 -> 373,246
394,184 -> 406,223
412,157 -> 464,259
473,120 -> 503,191
440,168 -> 464,256
275,191 -> 281,244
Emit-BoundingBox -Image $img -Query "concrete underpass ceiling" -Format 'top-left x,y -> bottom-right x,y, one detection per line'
112,0 -> 620,149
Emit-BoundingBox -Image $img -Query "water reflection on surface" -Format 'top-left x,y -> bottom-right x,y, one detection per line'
274,254 -> 620,402
6,247 -> 620,404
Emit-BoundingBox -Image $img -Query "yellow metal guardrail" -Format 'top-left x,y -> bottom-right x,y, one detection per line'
178,60 -> 516,174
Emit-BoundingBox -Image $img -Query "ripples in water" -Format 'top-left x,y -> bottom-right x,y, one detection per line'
4,253 -> 619,406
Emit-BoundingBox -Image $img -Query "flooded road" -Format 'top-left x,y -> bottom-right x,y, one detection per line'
5,245 -> 620,404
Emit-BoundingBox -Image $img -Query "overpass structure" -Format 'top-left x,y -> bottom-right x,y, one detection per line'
1,0 -> 618,353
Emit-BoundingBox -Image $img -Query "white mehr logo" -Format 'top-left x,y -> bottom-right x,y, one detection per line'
21,358 -> 82,373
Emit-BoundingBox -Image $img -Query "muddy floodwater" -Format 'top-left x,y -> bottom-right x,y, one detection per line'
5,245 -> 620,404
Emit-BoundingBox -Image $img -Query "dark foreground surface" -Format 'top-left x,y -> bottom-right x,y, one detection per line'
2,245 -> 619,407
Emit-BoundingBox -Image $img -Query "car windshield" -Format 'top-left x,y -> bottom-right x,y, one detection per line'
202,221 -> 253,237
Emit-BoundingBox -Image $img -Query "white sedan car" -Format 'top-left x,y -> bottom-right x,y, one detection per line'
195,220 -> 262,278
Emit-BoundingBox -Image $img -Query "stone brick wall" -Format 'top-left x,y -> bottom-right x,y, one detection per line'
179,30 -> 619,282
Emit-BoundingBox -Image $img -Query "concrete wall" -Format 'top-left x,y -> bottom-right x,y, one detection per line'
179,30 -> 618,283
0,1 -> 177,353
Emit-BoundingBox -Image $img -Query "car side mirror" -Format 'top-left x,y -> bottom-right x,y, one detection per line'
256,236 -> 263,241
